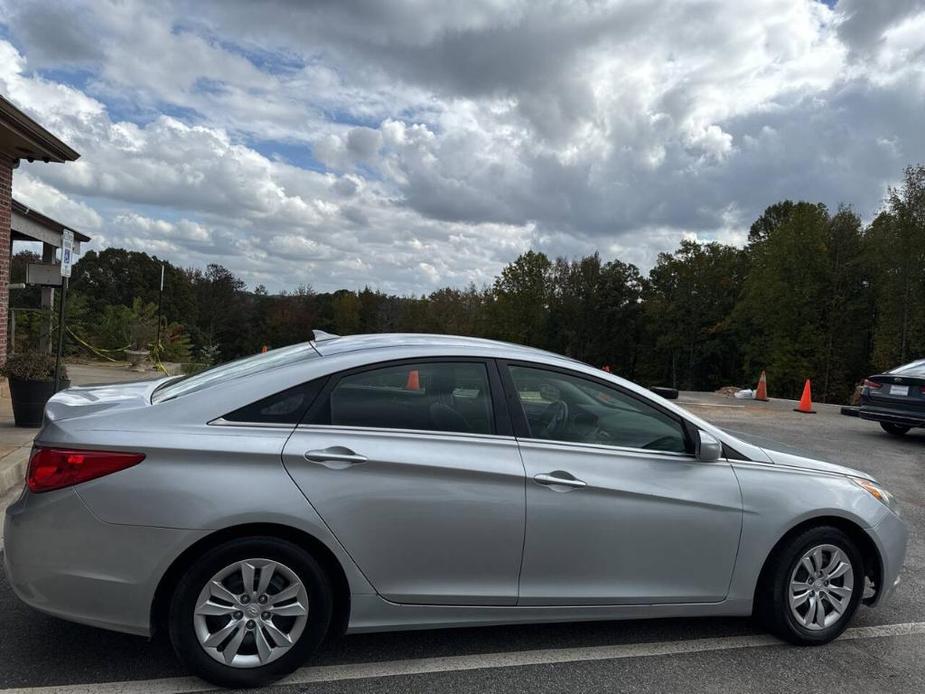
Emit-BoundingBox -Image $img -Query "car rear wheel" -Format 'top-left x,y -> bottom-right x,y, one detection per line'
168,537 -> 332,688
880,422 -> 911,436
756,526 -> 863,645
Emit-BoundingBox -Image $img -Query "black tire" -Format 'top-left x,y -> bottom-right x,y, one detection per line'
168,537 -> 333,688
880,422 -> 911,436
756,526 -> 863,645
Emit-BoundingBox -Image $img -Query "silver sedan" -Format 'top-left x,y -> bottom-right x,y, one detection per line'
3,333 -> 908,688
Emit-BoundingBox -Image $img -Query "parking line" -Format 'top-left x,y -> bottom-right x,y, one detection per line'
4,621 -> 924,694
678,402 -> 746,409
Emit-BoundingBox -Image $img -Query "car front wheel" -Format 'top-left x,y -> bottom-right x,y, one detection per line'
168,537 -> 332,688
757,526 -> 863,645
880,422 -> 911,436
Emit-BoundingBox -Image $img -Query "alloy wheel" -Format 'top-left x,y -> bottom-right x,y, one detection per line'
787,544 -> 854,631
193,558 -> 309,668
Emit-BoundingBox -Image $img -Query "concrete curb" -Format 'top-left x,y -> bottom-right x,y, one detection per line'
0,446 -> 31,497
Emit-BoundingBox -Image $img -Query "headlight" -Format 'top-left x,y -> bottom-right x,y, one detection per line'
852,477 -> 900,515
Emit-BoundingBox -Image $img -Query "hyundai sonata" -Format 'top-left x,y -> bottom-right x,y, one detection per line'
3,332 -> 907,688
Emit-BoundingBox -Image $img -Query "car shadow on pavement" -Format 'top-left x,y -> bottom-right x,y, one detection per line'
0,560 -> 761,690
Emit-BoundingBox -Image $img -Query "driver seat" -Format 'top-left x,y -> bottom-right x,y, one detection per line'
426,371 -> 472,433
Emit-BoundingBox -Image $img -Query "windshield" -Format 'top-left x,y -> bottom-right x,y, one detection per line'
152,342 -> 319,403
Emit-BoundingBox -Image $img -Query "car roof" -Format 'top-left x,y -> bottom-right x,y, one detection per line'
887,358 -> 925,377
312,332 -> 578,363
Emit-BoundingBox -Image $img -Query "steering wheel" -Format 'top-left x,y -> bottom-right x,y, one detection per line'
537,400 -> 569,439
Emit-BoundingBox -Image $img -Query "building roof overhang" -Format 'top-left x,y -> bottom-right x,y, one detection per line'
0,95 -> 80,164
11,198 -> 91,245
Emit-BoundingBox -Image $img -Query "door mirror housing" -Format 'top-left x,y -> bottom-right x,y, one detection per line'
695,430 -> 723,462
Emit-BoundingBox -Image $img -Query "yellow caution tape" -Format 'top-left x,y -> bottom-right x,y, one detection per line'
66,328 -> 131,362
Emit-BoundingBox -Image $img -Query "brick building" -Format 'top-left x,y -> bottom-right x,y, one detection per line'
0,95 -> 80,363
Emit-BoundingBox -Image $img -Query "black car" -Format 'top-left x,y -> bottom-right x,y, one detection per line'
859,359 -> 925,435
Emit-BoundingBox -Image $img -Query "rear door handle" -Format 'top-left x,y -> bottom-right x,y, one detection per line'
534,471 -> 587,489
304,446 -> 368,469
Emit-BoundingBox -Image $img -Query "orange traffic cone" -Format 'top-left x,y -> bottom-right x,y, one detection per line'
405,369 -> 420,390
755,370 -> 769,401
793,379 -> 816,414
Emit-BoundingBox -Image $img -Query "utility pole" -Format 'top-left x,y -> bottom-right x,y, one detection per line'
53,277 -> 67,391
155,263 -> 165,356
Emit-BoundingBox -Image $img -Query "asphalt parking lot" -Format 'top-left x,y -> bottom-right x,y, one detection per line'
0,398 -> 922,693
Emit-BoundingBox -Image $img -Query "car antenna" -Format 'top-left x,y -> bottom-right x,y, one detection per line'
312,329 -> 341,342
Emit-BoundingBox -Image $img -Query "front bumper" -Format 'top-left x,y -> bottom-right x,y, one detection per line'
865,509 -> 908,606
3,487 -> 204,637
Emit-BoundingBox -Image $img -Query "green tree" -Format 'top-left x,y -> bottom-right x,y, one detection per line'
867,165 -> 925,369
641,240 -> 747,390
490,250 -> 553,346
749,201 -> 796,243
819,207 -> 871,400
736,202 -> 834,398
547,254 -> 644,374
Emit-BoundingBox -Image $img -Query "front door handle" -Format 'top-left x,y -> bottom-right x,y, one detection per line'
534,471 -> 587,489
304,446 -> 368,469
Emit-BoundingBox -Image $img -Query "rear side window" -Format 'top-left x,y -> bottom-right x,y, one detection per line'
223,379 -> 325,425
312,362 -> 494,435
889,359 -> 925,377
153,343 -> 319,403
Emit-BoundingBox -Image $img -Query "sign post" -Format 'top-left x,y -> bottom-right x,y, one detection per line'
155,263 -> 165,359
53,230 -> 74,392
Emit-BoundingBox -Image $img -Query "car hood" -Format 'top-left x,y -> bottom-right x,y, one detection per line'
724,429 -> 873,481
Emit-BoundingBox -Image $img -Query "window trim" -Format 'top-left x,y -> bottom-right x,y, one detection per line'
209,418 -> 299,429
301,356 -> 513,438
497,359 -> 695,456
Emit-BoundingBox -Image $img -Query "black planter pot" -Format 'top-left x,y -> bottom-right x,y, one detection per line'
7,377 -> 69,428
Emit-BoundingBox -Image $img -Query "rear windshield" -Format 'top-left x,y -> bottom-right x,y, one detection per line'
888,359 -> 925,377
152,342 -> 319,403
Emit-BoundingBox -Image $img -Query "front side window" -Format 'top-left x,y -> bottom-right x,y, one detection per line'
508,365 -> 688,453
321,362 -> 494,435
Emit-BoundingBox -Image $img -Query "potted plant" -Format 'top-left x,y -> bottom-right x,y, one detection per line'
0,352 -> 69,427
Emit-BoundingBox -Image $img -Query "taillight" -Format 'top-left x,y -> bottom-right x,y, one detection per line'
27,448 -> 145,493
863,379 -> 882,389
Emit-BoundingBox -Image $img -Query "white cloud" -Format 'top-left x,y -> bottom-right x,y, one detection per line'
12,172 -> 103,231
0,0 -> 923,294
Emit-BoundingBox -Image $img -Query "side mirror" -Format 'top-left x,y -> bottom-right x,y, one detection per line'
649,386 -> 679,400
695,430 -> 723,462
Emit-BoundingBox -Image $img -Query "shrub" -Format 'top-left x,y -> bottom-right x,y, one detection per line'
0,352 -> 66,382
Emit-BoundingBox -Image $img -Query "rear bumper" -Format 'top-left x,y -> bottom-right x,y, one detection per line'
858,405 -> 925,428
3,487 -> 205,637
865,510 -> 908,606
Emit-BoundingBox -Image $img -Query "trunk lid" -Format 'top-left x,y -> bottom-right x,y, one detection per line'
44,379 -> 169,423
864,373 -> 925,412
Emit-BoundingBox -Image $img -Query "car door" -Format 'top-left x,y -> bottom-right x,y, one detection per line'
502,362 -> 742,606
282,358 -> 526,606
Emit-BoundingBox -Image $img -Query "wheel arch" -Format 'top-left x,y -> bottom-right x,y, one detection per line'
150,522 -> 351,640
753,515 -> 883,609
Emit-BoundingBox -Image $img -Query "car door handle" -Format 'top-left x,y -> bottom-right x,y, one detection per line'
534,472 -> 587,489
304,447 -> 368,469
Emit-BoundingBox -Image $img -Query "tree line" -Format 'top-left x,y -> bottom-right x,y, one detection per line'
11,164 -> 925,403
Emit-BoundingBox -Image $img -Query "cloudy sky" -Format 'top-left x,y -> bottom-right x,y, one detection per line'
1,0 -> 924,293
